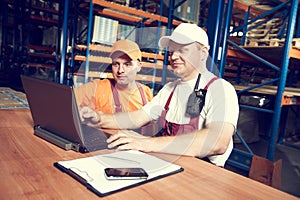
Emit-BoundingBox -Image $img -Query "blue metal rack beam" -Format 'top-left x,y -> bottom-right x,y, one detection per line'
208,0 -> 255,171
60,0 -> 70,84
72,0 -> 172,86
231,1 -> 290,35
151,0 -> 164,91
207,0 -> 225,72
84,1 -> 94,84
219,0 -> 234,78
267,0 -> 299,161
161,0 -> 175,86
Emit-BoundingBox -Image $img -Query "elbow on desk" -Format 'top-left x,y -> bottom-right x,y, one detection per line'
207,138 -> 231,157
191,141 -> 229,158
206,122 -> 235,156
212,144 -> 228,155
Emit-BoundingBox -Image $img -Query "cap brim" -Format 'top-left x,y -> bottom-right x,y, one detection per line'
110,50 -> 128,59
110,50 -> 142,61
158,36 -> 171,48
159,33 -> 195,48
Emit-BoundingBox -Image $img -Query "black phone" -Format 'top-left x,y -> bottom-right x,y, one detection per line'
104,167 -> 149,180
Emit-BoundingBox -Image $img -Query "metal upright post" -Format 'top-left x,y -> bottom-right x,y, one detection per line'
13,0 -> 20,62
219,0 -> 234,78
69,0 -> 79,83
161,0 -> 175,86
267,0 -> 299,161
207,0 -> 225,72
151,0 -> 164,92
84,1 -> 94,84
241,7 -> 250,46
60,0 -> 70,84
54,1 -> 63,83
25,0 -> 33,68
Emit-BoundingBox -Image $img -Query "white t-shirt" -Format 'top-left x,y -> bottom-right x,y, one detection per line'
142,71 -> 239,166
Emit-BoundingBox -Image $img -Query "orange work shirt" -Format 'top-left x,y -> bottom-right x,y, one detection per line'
74,79 -> 153,114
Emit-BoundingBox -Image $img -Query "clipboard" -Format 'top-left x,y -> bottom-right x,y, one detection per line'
54,150 -> 183,197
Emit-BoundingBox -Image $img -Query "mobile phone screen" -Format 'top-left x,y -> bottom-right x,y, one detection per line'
104,168 -> 148,180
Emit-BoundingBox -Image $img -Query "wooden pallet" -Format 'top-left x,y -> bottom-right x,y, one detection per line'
247,38 -> 300,47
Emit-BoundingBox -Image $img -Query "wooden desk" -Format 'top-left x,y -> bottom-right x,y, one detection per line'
0,109 -> 298,199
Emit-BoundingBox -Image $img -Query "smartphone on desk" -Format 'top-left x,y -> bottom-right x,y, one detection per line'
104,167 -> 149,180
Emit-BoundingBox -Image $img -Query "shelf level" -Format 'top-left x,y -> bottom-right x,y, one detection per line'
76,44 -> 164,60
227,45 -> 300,69
26,62 -> 55,69
74,55 -> 169,70
243,46 -> 300,60
30,15 -> 58,26
27,45 -> 56,52
227,48 -> 258,62
73,71 -> 175,84
91,0 -> 181,25
234,84 -> 300,106
27,52 -> 56,59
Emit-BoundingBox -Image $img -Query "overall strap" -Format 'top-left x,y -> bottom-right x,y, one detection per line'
110,79 -> 122,113
164,84 -> 178,111
136,82 -> 147,105
164,77 -> 219,113
204,77 -> 219,90
158,76 -> 220,136
110,80 -> 148,113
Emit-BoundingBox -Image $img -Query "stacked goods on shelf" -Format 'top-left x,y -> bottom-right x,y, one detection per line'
245,17 -> 283,46
173,0 -> 201,23
92,16 -> 119,45
21,0 -> 61,80
73,42 -> 174,88
73,0 -> 182,88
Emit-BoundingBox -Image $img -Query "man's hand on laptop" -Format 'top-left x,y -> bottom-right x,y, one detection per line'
79,106 -> 102,127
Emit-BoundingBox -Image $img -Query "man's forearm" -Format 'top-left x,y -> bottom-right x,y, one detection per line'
145,123 -> 234,158
99,109 -> 151,129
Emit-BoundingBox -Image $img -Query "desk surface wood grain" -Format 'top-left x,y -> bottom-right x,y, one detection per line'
0,109 -> 298,200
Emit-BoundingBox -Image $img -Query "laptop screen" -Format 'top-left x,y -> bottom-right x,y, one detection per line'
21,75 -> 85,147
22,75 -> 111,153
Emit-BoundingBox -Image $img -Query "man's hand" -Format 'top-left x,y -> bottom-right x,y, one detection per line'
79,106 -> 102,127
107,130 -> 153,152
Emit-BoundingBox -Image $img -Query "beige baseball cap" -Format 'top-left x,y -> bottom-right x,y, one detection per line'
159,23 -> 210,49
109,39 -> 142,61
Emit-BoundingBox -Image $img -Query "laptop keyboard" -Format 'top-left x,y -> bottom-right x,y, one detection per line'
81,124 -> 110,152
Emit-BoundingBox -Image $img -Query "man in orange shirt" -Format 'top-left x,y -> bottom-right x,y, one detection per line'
75,39 -> 153,125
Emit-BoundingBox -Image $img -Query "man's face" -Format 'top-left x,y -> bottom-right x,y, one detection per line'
168,41 -> 204,81
111,54 -> 141,87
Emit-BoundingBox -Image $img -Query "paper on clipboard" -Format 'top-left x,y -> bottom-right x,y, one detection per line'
54,150 -> 183,196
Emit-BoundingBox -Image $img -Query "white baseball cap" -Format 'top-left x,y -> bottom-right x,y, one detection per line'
159,23 -> 210,49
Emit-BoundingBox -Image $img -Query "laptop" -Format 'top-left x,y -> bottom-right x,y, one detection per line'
21,75 -> 109,153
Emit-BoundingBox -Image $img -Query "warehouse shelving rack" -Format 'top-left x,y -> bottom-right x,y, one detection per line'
46,0 -> 300,172
1,1 -> 15,82
58,0 -> 190,89
210,0 -> 300,172
22,0 -> 63,80
0,0 -> 64,83
3,0 -> 299,174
